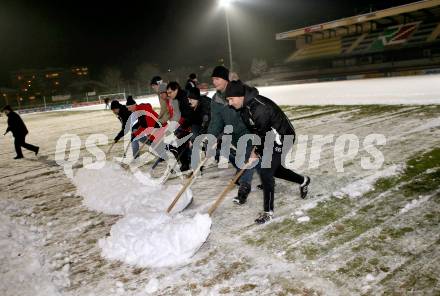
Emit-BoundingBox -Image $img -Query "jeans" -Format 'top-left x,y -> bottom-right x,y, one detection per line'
131,136 -> 148,157
217,141 -> 255,186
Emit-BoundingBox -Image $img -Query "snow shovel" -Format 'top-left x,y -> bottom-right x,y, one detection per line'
166,155 -> 210,213
207,160 -> 256,216
106,142 -> 116,155
166,141 -> 218,213
189,161 -> 256,257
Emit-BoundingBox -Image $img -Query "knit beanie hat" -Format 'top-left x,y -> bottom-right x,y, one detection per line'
150,76 -> 162,86
126,96 -> 137,106
211,66 -> 229,81
158,82 -> 167,93
225,80 -> 245,97
110,100 -> 122,110
187,87 -> 201,100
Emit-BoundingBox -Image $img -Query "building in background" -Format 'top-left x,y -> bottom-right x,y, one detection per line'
9,66 -> 89,107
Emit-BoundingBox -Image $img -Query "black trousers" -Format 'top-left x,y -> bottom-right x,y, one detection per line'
258,152 -> 304,212
14,135 -> 38,157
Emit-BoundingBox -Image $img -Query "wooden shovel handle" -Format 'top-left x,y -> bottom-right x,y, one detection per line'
207,161 -> 255,216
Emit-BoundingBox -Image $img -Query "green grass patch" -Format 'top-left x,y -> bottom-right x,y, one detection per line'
347,105 -> 408,121
245,197 -> 352,247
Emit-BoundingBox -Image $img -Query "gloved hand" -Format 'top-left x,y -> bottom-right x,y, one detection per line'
174,126 -> 185,139
201,139 -> 208,152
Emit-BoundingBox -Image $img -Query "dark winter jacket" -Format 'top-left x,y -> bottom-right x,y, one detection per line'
114,105 -> 132,142
175,88 -> 194,129
239,87 -> 296,155
185,79 -> 197,91
207,88 -> 250,146
191,95 -> 211,134
5,111 -> 28,138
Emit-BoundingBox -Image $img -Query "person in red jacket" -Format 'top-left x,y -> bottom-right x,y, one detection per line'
126,96 -> 160,158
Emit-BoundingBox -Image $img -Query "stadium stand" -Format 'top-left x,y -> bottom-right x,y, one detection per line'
253,0 -> 440,85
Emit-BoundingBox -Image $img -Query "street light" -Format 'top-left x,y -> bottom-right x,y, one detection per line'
219,0 -> 234,71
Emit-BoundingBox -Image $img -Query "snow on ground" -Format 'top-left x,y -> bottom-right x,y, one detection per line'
71,161 -> 209,268
333,164 -> 404,199
72,161 -> 192,215
39,74 -> 440,114
0,212 -> 65,296
257,74 -> 440,105
1,79 -> 440,295
99,213 -> 211,268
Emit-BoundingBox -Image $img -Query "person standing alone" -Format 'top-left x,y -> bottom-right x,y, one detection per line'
2,105 -> 39,159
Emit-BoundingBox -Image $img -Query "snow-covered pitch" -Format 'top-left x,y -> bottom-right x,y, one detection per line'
1,75 -> 439,295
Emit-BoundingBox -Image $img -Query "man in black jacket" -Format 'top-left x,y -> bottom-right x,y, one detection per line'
185,73 -> 198,91
166,81 -> 194,171
2,105 -> 39,159
187,87 -> 210,143
110,100 -> 132,143
225,81 -> 311,224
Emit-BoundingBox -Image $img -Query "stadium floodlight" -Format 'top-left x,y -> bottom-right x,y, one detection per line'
218,0 -> 234,71
219,0 -> 233,8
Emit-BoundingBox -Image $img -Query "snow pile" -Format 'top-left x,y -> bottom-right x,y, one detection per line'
0,213 -> 63,296
71,161 -> 211,268
99,212 -> 211,267
72,161 -> 192,215
333,165 -> 403,199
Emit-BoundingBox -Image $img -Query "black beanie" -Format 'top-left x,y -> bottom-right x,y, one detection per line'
110,100 -> 122,110
126,96 -> 136,106
211,66 -> 229,81
2,105 -> 12,112
187,87 -> 201,100
225,80 -> 245,97
150,76 -> 162,86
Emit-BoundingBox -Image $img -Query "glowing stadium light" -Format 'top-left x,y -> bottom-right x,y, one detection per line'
219,0 -> 233,8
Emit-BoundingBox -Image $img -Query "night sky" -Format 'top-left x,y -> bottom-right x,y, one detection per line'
0,0 -> 417,85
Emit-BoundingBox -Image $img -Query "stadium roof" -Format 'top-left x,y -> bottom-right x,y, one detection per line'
276,0 -> 440,40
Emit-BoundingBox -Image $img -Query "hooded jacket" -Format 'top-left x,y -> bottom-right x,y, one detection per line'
114,104 -> 132,142
192,95 -> 211,133
239,88 -> 295,155
174,88 -> 194,130
132,103 -> 160,138
5,111 -> 28,138
207,86 -> 250,146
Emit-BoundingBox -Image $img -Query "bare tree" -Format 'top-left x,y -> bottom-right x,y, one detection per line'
100,67 -> 122,92
250,58 -> 268,77
135,63 -> 160,86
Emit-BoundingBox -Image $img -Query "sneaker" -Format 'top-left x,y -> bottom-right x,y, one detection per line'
300,176 -> 311,199
232,183 -> 251,205
35,147 -> 39,156
255,212 -> 273,224
14,156 -> 24,159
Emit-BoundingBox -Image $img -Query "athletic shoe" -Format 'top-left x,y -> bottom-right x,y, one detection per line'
14,156 -> 24,159
35,147 -> 39,156
232,183 -> 251,205
300,176 -> 311,199
255,211 -> 273,224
